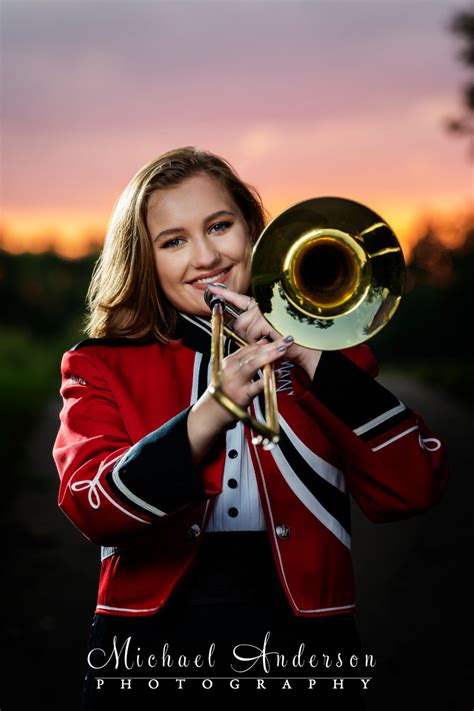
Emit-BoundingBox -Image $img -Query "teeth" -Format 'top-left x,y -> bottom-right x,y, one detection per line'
193,269 -> 228,284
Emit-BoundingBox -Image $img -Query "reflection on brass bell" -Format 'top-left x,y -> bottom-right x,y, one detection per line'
252,196 -> 405,350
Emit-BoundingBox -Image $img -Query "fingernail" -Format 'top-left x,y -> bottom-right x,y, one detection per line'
277,345 -> 286,352
284,335 -> 294,343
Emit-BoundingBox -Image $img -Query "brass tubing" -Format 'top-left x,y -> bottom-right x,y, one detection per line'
207,296 -> 280,450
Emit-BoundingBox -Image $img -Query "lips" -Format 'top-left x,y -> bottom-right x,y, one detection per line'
188,267 -> 232,289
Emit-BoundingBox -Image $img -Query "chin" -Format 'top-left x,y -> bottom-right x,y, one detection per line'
188,297 -> 212,319
196,306 -> 211,318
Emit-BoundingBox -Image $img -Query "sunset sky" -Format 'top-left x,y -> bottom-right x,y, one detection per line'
1,0 -> 473,258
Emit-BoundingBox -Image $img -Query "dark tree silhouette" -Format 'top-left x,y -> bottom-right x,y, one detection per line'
446,8 -> 474,158
408,229 -> 454,288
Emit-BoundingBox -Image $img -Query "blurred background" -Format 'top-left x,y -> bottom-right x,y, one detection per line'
1,0 -> 473,709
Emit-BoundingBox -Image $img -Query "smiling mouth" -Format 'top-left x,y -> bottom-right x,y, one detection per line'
190,267 -> 231,285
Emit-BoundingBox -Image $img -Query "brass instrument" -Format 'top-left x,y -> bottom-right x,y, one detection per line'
204,286 -> 280,450
205,196 -> 405,450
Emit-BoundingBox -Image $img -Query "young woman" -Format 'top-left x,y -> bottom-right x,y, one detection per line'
53,146 -> 448,708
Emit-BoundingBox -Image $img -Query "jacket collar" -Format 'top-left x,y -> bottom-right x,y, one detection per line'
174,311 -> 240,357
174,312 -> 213,355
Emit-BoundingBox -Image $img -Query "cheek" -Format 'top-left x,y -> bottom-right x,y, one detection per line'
154,253 -> 178,294
233,229 -> 253,261
153,253 -> 165,284
234,240 -> 252,289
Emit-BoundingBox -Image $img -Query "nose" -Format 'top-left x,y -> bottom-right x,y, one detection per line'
191,235 -> 220,269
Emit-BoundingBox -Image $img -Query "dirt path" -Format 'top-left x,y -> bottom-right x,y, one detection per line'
352,373 -> 474,711
1,374 -> 473,710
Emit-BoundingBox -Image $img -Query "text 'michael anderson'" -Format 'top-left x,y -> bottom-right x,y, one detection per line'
89,631 -> 376,692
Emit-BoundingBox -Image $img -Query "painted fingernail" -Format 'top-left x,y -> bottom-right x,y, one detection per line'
284,335 -> 294,343
277,345 -> 286,352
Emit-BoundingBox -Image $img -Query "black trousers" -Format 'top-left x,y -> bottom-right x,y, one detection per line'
82,533 -> 368,709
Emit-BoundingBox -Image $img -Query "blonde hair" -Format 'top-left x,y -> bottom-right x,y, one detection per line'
85,146 -> 269,342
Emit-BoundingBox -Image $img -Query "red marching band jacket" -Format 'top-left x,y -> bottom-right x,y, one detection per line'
52,313 -> 448,619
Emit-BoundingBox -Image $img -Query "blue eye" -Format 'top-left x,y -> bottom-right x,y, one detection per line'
162,238 -> 184,249
161,222 -> 232,248
210,221 -> 232,233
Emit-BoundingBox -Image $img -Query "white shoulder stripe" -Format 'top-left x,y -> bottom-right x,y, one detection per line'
372,425 -> 418,452
354,402 -> 406,436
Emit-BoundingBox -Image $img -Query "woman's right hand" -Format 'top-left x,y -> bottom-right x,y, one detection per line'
187,335 -> 292,464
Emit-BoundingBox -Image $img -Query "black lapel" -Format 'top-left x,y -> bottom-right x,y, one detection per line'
174,312 -> 239,357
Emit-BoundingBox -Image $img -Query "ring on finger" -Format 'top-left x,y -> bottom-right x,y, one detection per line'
245,296 -> 255,311
238,355 -> 255,368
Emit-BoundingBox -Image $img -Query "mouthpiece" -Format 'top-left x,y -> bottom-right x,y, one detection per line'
204,282 -> 228,309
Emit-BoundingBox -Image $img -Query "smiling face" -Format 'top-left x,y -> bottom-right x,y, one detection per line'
147,173 -> 253,317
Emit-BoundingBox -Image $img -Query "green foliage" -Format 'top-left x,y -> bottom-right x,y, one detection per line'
451,8 -> 474,71
0,251 -> 98,504
369,226 -> 474,409
446,7 -> 474,153
0,250 -> 97,339
0,327 -> 62,501
373,228 -> 474,363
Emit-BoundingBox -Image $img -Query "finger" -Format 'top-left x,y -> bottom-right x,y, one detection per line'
233,305 -> 283,344
224,337 -> 269,364
206,284 -> 253,313
223,343 -> 258,372
246,379 -> 265,399
242,327 -> 293,351
231,335 -> 288,365
238,341 -> 289,376
244,320 -> 282,344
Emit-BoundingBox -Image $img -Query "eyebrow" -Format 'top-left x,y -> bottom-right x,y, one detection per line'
153,210 -> 236,242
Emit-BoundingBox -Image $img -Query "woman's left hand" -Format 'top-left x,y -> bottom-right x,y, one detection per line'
206,284 -> 322,379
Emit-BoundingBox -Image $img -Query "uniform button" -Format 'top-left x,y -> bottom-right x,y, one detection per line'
187,524 -> 201,539
227,478 -> 238,489
228,507 -> 239,517
228,449 -> 238,459
276,524 -> 290,539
